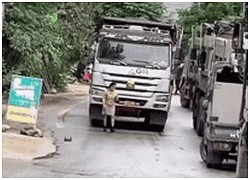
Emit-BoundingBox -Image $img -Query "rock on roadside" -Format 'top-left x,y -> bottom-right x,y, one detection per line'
2,124 -> 11,132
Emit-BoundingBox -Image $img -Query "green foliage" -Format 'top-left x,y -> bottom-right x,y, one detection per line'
58,2 -> 102,64
101,2 -> 166,21
3,3 -> 65,89
178,2 -> 243,50
3,2 -> 168,90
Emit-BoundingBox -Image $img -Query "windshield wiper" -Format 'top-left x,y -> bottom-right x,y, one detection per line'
132,60 -> 161,69
110,60 -> 128,66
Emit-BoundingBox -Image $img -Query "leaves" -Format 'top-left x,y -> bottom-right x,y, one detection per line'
178,2 -> 243,50
3,2 -> 168,90
101,2 -> 167,21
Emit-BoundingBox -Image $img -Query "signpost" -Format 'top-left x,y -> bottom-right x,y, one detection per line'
6,75 -> 43,124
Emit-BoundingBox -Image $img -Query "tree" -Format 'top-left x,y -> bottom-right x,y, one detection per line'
101,2 -> 166,21
178,2 -> 243,50
3,2 -> 169,91
3,3 -> 67,89
3,3 -> 100,90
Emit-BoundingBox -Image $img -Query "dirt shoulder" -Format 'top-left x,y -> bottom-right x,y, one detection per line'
2,83 -> 89,160
2,83 -> 89,130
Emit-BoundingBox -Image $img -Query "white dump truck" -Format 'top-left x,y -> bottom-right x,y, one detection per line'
89,17 -> 178,131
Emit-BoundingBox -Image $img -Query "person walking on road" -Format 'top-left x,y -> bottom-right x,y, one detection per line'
102,82 -> 118,132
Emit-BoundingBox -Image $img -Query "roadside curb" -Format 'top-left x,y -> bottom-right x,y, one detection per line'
2,133 -> 56,161
2,84 -> 89,161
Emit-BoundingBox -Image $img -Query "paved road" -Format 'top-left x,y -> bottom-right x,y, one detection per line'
2,95 -> 236,178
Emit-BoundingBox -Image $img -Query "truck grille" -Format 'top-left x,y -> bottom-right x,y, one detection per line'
103,72 -> 161,80
118,97 -> 147,106
103,72 -> 161,92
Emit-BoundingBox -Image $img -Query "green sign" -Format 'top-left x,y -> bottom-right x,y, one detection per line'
6,75 -> 43,124
9,75 -> 43,108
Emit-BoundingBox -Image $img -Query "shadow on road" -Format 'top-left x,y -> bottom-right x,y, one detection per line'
216,163 -> 236,172
200,161 -> 236,172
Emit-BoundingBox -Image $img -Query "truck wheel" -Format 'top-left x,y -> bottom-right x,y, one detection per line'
200,138 -> 207,162
206,150 -> 222,169
206,163 -> 213,168
155,125 -> 165,132
196,104 -> 204,137
89,118 -> 95,127
196,118 -> 204,136
192,92 -> 199,129
180,94 -> 190,108
193,118 -> 197,129
192,105 -> 198,130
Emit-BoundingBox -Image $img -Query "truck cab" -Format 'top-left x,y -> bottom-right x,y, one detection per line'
89,17 -> 177,131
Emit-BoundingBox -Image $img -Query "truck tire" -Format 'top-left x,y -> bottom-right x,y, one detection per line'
155,125 -> 165,132
89,116 -> 98,127
192,92 -> 200,129
89,104 -> 103,127
180,93 -> 190,108
206,157 -> 222,169
206,146 -> 223,168
193,117 -> 197,130
200,138 -> 207,162
196,117 -> 204,136
196,99 -> 205,137
192,104 -> 198,130
89,106 -> 94,126
144,111 -> 166,132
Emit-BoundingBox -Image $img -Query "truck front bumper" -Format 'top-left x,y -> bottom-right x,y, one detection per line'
206,135 -> 239,154
89,101 -> 168,125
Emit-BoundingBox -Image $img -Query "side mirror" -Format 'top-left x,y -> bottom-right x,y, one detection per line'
202,99 -> 209,110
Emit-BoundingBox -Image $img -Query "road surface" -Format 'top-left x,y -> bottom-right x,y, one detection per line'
2,93 -> 236,178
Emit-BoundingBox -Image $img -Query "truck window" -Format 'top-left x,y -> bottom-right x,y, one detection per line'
216,67 -> 243,84
97,38 -> 170,69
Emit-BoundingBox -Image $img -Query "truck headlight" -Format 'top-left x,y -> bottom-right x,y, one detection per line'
213,128 -> 239,139
156,95 -> 169,102
90,88 -> 103,96
213,142 -> 231,150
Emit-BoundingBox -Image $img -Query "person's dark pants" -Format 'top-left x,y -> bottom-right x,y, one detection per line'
175,79 -> 181,94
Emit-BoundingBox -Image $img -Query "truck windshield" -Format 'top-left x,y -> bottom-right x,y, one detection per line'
97,38 -> 170,69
